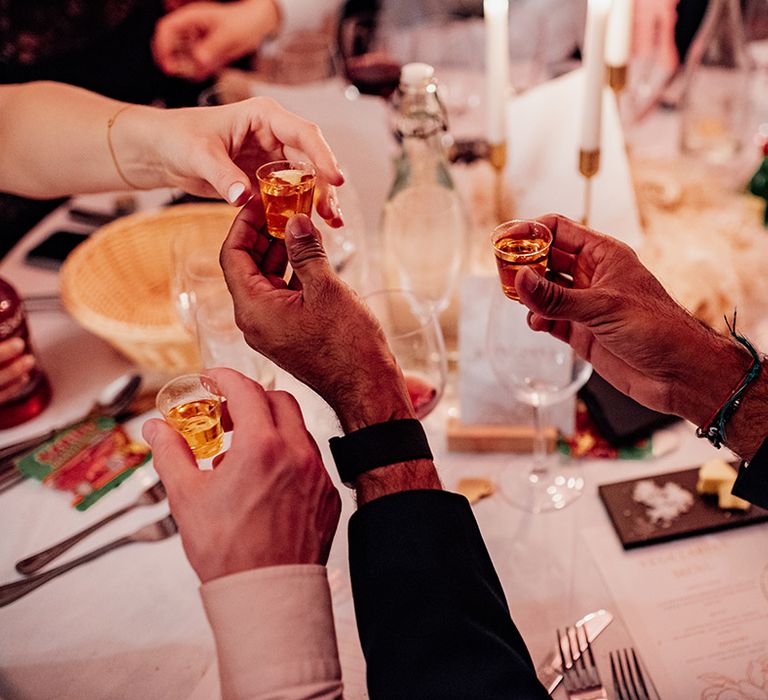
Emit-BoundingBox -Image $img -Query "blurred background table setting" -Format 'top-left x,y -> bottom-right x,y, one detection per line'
2,0 -> 768,698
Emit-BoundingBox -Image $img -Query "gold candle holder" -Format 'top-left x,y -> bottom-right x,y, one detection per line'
489,141 -> 508,224
579,148 -> 601,226
607,65 -> 628,94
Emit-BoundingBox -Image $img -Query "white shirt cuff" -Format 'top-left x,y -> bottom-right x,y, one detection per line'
200,564 -> 342,700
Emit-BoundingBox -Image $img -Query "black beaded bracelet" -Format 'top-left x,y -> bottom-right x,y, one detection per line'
329,419 -> 433,487
696,311 -> 763,449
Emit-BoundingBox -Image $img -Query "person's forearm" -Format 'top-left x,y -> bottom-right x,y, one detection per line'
329,365 -> 443,504
241,0 -> 281,42
669,324 -> 768,461
0,82 -> 168,198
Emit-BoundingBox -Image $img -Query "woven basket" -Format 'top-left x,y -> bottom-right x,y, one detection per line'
60,203 -> 238,372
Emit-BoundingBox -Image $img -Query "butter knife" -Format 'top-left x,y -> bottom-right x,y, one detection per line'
535,609 -> 613,694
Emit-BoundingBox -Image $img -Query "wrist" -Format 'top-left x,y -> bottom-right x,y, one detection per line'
355,459 -> 442,506
669,328 -> 751,426
111,104 -> 168,190
330,366 -> 416,434
670,327 -> 768,460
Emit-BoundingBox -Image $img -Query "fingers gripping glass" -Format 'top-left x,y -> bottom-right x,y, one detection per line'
256,160 -> 317,239
156,374 -> 225,460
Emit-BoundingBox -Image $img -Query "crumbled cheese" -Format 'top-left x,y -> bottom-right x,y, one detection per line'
632,480 -> 694,526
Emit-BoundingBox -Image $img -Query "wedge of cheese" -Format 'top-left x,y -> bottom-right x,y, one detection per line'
696,459 -> 737,495
696,459 -> 750,511
717,481 -> 751,511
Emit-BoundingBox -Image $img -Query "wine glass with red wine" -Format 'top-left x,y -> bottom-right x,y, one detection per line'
364,289 -> 447,419
337,13 -> 401,97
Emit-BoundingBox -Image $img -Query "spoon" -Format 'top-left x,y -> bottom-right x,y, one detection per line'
0,372 -> 143,464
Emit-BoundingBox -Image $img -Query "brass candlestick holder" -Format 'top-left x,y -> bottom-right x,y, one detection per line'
489,141 -> 508,224
607,65 -> 628,94
579,148 -> 600,226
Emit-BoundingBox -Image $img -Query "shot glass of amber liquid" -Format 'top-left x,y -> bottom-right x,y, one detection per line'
156,374 -> 224,460
256,160 -> 317,239
491,220 -> 553,301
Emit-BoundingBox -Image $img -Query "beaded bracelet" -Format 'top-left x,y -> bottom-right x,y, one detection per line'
696,311 -> 763,449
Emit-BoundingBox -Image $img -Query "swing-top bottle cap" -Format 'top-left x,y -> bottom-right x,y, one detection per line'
400,63 -> 435,87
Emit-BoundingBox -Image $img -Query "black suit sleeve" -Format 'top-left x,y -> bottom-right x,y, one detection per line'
348,490 -> 550,699
732,435 -> 768,509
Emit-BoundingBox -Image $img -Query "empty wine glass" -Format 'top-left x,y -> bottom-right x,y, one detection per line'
486,292 -> 592,513
170,227 -> 228,333
364,289 -> 447,419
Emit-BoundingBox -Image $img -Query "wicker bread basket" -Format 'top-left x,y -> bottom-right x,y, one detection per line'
60,203 -> 238,372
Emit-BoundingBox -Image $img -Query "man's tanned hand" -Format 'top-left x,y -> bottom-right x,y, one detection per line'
516,214 -> 768,460
219,199 -> 441,499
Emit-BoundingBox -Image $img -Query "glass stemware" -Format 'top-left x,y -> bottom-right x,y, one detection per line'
364,289 -> 448,419
170,229 -> 228,334
486,293 -> 592,513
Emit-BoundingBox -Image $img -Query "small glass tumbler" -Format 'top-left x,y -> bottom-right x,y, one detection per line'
491,220 -> 553,302
196,291 -> 276,390
156,374 -> 224,459
256,160 -> 317,239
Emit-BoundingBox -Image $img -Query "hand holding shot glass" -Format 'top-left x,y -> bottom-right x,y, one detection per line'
491,220 -> 553,302
156,374 -> 225,460
256,160 -> 317,239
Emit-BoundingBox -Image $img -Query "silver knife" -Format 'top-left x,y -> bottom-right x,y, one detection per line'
535,609 -> 613,694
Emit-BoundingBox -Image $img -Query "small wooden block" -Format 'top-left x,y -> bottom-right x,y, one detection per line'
456,478 -> 496,504
446,418 -> 557,453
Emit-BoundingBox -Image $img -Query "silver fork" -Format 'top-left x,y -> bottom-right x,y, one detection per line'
15,481 -> 167,574
0,514 -> 177,607
558,625 -> 608,699
610,648 -> 658,700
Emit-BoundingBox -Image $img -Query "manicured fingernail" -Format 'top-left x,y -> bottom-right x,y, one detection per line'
287,214 -> 314,240
227,182 -> 246,204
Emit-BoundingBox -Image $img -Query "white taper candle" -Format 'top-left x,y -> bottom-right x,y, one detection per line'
580,0 -> 612,152
484,0 -> 509,145
606,0 -> 633,68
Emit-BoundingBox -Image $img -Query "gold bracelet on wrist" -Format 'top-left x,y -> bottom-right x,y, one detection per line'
107,105 -> 141,190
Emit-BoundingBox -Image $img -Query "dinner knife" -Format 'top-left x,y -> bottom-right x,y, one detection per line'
535,609 -> 613,694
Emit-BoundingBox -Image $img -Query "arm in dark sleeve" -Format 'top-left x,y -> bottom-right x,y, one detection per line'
348,490 -> 550,700
732,435 -> 768,509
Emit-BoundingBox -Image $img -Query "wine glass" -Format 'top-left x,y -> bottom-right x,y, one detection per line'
364,289 -> 447,419
170,228 -> 228,334
486,292 -> 592,513
195,289 -> 276,389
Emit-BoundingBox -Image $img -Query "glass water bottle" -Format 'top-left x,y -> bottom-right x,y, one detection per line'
381,62 -> 467,318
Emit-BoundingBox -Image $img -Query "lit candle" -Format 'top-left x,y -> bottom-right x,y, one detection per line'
580,0 -> 612,152
484,0 -> 509,145
605,0 -> 633,68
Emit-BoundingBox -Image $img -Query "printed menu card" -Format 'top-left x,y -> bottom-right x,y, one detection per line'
585,524 -> 768,698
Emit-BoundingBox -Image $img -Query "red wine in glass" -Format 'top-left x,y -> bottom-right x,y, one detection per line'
405,373 -> 440,419
345,53 -> 401,98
